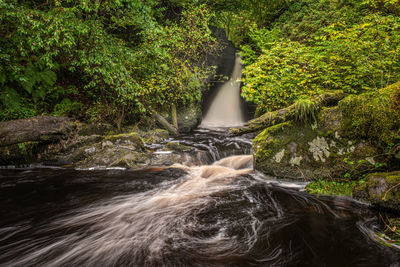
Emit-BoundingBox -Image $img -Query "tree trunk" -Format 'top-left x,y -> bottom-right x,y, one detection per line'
229,92 -> 346,136
0,116 -> 75,147
171,104 -> 178,130
152,112 -> 179,136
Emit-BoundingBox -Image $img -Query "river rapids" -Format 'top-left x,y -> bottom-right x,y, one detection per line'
0,130 -> 399,267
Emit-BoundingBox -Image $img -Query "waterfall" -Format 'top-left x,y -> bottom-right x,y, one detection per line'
200,54 -> 246,128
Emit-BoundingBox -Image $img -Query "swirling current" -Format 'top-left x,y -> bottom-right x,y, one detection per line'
0,130 -> 399,267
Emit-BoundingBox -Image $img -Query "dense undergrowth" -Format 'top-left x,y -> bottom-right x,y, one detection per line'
0,0 -> 217,127
1,0 -> 400,131
216,0 -> 400,116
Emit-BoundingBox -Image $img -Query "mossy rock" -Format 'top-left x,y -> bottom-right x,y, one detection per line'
161,101 -> 202,133
253,121 -> 319,179
141,129 -> 169,144
109,152 -> 148,168
318,106 -> 343,133
104,132 -> 144,149
339,82 -> 400,148
353,171 -> 400,212
165,142 -> 193,152
253,119 -> 380,180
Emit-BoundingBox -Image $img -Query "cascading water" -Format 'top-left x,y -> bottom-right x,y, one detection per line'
200,53 -> 246,128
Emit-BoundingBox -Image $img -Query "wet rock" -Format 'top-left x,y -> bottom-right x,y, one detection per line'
165,142 -> 194,152
253,117 -> 380,181
141,129 -> 169,144
177,102 -> 202,133
104,133 -> 145,149
353,171 -> 400,212
57,132 -> 147,168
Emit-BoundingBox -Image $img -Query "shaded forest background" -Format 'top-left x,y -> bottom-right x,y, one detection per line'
1,0 -> 399,128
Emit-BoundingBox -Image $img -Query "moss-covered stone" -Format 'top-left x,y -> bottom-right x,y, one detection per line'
318,106 -> 343,133
104,132 -> 144,149
141,129 -> 169,144
339,82 -> 400,148
161,101 -> 202,133
253,121 -> 323,179
253,112 -> 383,180
165,142 -> 194,152
353,171 -> 400,212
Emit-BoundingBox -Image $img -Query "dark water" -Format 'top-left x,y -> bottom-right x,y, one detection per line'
0,131 -> 399,267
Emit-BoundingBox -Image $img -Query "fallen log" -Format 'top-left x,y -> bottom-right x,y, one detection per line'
229,92 -> 346,136
0,116 -> 75,147
152,112 -> 179,136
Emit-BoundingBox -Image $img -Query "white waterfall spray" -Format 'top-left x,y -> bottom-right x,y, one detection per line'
200,54 -> 245,128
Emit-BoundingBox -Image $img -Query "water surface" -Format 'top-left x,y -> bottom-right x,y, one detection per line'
0,131 -> 399,266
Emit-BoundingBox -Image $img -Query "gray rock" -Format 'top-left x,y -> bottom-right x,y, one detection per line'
253,108 -> 380,181
353,171 -> 400,212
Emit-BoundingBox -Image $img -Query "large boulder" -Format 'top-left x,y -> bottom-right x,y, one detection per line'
353,171 -> 400,212
253,120 -> 379,180
50,132 -> 148,168
253,84 -> 400,181
176,101 -> 202,133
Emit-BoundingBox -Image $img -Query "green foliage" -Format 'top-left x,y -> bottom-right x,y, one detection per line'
210,0 -> 292,46
239,0 -> 400,114
53,98 -> 84,117
0,0 -> 217,125
306,179 -> 363,196
241,41 -> 323,112
363,0 -> 400,15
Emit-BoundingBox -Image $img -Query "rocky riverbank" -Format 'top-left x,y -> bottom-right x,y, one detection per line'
231,81 -> 400,212
0,117 -> 206,169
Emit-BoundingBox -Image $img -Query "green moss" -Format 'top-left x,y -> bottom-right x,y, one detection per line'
306,179 -> 363,196
253,121 -> 294,161
165,142 -> 193,152
110,153 -> 140,168
386,218 -> 400,245
339,82 -> 400,148
154,129 -> 169,139
104,132 -> 144,148
353,171 -> 400,211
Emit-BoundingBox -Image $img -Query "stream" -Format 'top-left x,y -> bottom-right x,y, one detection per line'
0,129 -> 399,266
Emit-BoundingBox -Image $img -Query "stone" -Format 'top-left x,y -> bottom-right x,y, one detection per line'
253,116 -> 380,181
104,132 -> 144,149
353,171 -> 400,212
165,142 -> 194,152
